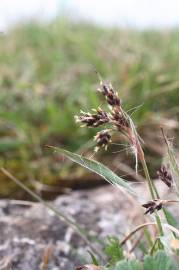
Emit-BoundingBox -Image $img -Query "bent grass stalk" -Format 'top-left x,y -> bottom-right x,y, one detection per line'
120,222 -> 179,247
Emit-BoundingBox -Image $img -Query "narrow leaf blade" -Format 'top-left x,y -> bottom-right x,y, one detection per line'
48,146 -> 135,195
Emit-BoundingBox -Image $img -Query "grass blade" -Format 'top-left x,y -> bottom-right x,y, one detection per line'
47,146 -> 136,195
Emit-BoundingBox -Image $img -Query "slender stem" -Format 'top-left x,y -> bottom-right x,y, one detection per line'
124,125 -> 164,236
150,237 -> 160,255
138,138 -> 178,231
155,214 -> 164,237
161,128 -> 179,194
164,223 -> 179,235
137,143 -> 164,236
127,127 -> 157,199
138,146 -> 156,200
120,222 -> 179,247
167,200 -> 179,204
120,222 -> 156,246
144,228 -> 154,248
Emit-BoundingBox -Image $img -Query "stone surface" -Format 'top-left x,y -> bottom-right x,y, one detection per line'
0,183 -> 177,269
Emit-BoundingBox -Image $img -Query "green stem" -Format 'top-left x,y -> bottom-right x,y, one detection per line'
150,237 -> 161,255
137,144 -> 164,236
139,151 -> 156,200
144,228 -> 154,248
126,126 -> 164,237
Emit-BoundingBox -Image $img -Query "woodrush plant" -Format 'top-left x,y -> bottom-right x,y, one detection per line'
72,79 -> 179,269
75,80 -> 166,231
2,79 -> 179,269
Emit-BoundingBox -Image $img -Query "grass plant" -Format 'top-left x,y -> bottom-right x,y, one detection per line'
2,77 -> 179,269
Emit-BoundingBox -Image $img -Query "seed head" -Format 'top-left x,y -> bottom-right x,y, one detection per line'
94,129 -> 112,152
157,165 -> 173,188
75,107 -> 109,128
142,199 -> 163,214
98,81 -> 121,107
110,108 -> 129,130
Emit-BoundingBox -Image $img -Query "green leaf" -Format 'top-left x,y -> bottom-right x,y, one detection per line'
163,208 -> 178,227
112,251 -> 178,270
48,146 -> 135,195
105,236 -> 124,265
144,251 -> 178,270
114,260 -> 142,270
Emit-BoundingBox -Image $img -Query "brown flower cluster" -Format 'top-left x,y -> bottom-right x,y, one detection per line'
75,81 -> 130,151
75,107 -> 109,128
142,199 -> 163,214
98,81 -> 121,107
94,129 -> 112,152
157,165 -> 173,188
110,108 -> 129,130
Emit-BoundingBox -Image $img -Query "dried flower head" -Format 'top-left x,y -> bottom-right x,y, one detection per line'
157,165 -> 173,188
98,81 -> 121,107
75,107 -> 109,128
110,108 -> 129,130
94,129 -> 112,152
142,199 -> 163,214
75,79 -> 139,162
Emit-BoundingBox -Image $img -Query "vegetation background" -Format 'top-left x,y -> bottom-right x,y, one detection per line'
0,19 -> 179,198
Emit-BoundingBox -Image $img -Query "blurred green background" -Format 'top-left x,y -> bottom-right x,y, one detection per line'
0,19 -> 179,198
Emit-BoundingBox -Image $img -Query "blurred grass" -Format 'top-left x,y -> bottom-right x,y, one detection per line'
0,19 -> 179,197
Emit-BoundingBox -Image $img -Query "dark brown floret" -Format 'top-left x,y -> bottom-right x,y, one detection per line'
75,107 -> 109,127
142,200 -> 163,214
110,108 -> 129,130
94,129 -> 111,152
157,165 -> 173,188
98,82 -> 121,107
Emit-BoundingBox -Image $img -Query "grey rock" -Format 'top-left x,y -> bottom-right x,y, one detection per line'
0,183 -> 177,269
